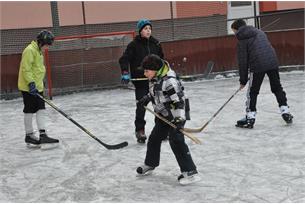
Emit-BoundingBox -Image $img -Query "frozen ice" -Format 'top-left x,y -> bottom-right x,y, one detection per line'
1,71 -> 304,202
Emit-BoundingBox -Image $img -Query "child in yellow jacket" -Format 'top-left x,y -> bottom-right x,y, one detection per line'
18,30 -> 59,147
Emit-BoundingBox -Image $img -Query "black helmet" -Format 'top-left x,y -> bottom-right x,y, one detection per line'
37,30 -> 54,46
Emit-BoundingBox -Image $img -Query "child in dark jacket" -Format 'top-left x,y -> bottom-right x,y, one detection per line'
231,19 -> 293,128
136,54 -> 200,185
119,19 -> 164,143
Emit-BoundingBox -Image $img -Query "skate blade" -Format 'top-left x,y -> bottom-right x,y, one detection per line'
137,139 -> 146,144
235,124 -> 253,129
179,175 -> 201,185
136,170 -> 154,177
26,143 -> 41,149
40,143 -> 59,150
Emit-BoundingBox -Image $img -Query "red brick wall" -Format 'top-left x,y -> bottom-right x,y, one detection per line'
176,1 -> 227,18
259,1 -> 277,12
260,1 -> 305,13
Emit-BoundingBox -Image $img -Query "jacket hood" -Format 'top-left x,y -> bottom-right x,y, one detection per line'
154,61 -> 175,79
161,61 -> 176,78
31,40 -> 40,50
166,68 -> 176,78
236,25 -> 258,40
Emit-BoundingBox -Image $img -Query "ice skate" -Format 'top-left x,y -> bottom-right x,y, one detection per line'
236,112 -> 256,129
25,133 -> 41,148
178,170 -> 201,185
280,106 -> 293,124
282,113 -> 293,124
135,129 -> 147,144
136,165 -> 155,176
235,117 -> 255,129
39,130 -> 59,149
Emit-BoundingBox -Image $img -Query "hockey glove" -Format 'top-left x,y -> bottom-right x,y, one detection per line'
154,103 -> 167,114
28,82 -> 38,96
137,95 -> 151,106
121,71 -> 130,84
172,117 -> 185,131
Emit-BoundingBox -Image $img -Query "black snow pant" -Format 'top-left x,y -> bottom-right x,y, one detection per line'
133,80 -> 149,132
144,117 -> 197,173
246,69 -> 288,112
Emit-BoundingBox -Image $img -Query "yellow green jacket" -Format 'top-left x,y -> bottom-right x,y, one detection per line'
18,41 -> 45,92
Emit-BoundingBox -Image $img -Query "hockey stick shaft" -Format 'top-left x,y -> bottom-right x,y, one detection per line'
38,95 -> 128,150
144,106 -> 201,144
184,88 -> 240,133
130,78 -> 148,81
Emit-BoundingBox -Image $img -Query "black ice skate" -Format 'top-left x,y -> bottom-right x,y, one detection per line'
39,130 -> 59,149
178,170 -> 201,185
280,106 -> 293,124
235,117 -> 255,129
136,165 -> 155,176
25,133 -> 41,148
135,129 -> 147,144
282,113 -> 293,124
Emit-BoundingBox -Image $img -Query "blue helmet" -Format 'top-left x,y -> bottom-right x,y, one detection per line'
136,19 -> 152,33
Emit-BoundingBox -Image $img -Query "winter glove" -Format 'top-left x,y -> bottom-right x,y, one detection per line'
154,103 -> 166,114
28,82 -> 38,96
121,71 -> 130,84
172,117 -> 185,131
137,95 -> 151,106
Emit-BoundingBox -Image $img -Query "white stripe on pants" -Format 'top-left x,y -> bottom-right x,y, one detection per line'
245,72 -> 253,113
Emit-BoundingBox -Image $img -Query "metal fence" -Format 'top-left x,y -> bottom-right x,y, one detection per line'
1,9 -> 304,99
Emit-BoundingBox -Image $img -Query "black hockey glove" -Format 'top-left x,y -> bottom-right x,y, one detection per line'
172,117 -> 185,131
137,95 -> 151,106
28,82 -> 38,96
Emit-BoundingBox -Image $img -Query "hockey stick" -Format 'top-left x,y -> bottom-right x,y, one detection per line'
38,95 -> 128,150
130,78 -> 148,81
203,61 -> 214,78
184,88 -> 240,133
144,106 -> 201,144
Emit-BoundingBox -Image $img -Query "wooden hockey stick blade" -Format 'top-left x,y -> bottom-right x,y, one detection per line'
180,129 -> 202,144
183,124 -> 207,133
144,106 -> 201,144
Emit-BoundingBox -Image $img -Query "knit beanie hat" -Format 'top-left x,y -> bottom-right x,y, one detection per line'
141,54 -> 164,71
136,19 -> 152,33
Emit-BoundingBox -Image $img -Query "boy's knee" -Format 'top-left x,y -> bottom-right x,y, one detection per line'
169,132 -> 184,144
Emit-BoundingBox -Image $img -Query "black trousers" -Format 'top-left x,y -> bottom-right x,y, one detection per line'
246,69 -> 288,112
145,117 -> 197,172
133,81 -> 149,132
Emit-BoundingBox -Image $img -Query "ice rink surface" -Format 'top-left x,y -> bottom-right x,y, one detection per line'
1,71 -> 304,202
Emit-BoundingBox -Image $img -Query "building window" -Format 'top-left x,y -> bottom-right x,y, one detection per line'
231,1 -> 252,7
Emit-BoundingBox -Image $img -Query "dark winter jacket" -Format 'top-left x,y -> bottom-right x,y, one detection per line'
236,25 -> 279,85
119,35 -> 164,79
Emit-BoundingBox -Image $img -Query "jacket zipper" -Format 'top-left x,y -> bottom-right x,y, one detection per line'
147,38 -> 150,54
